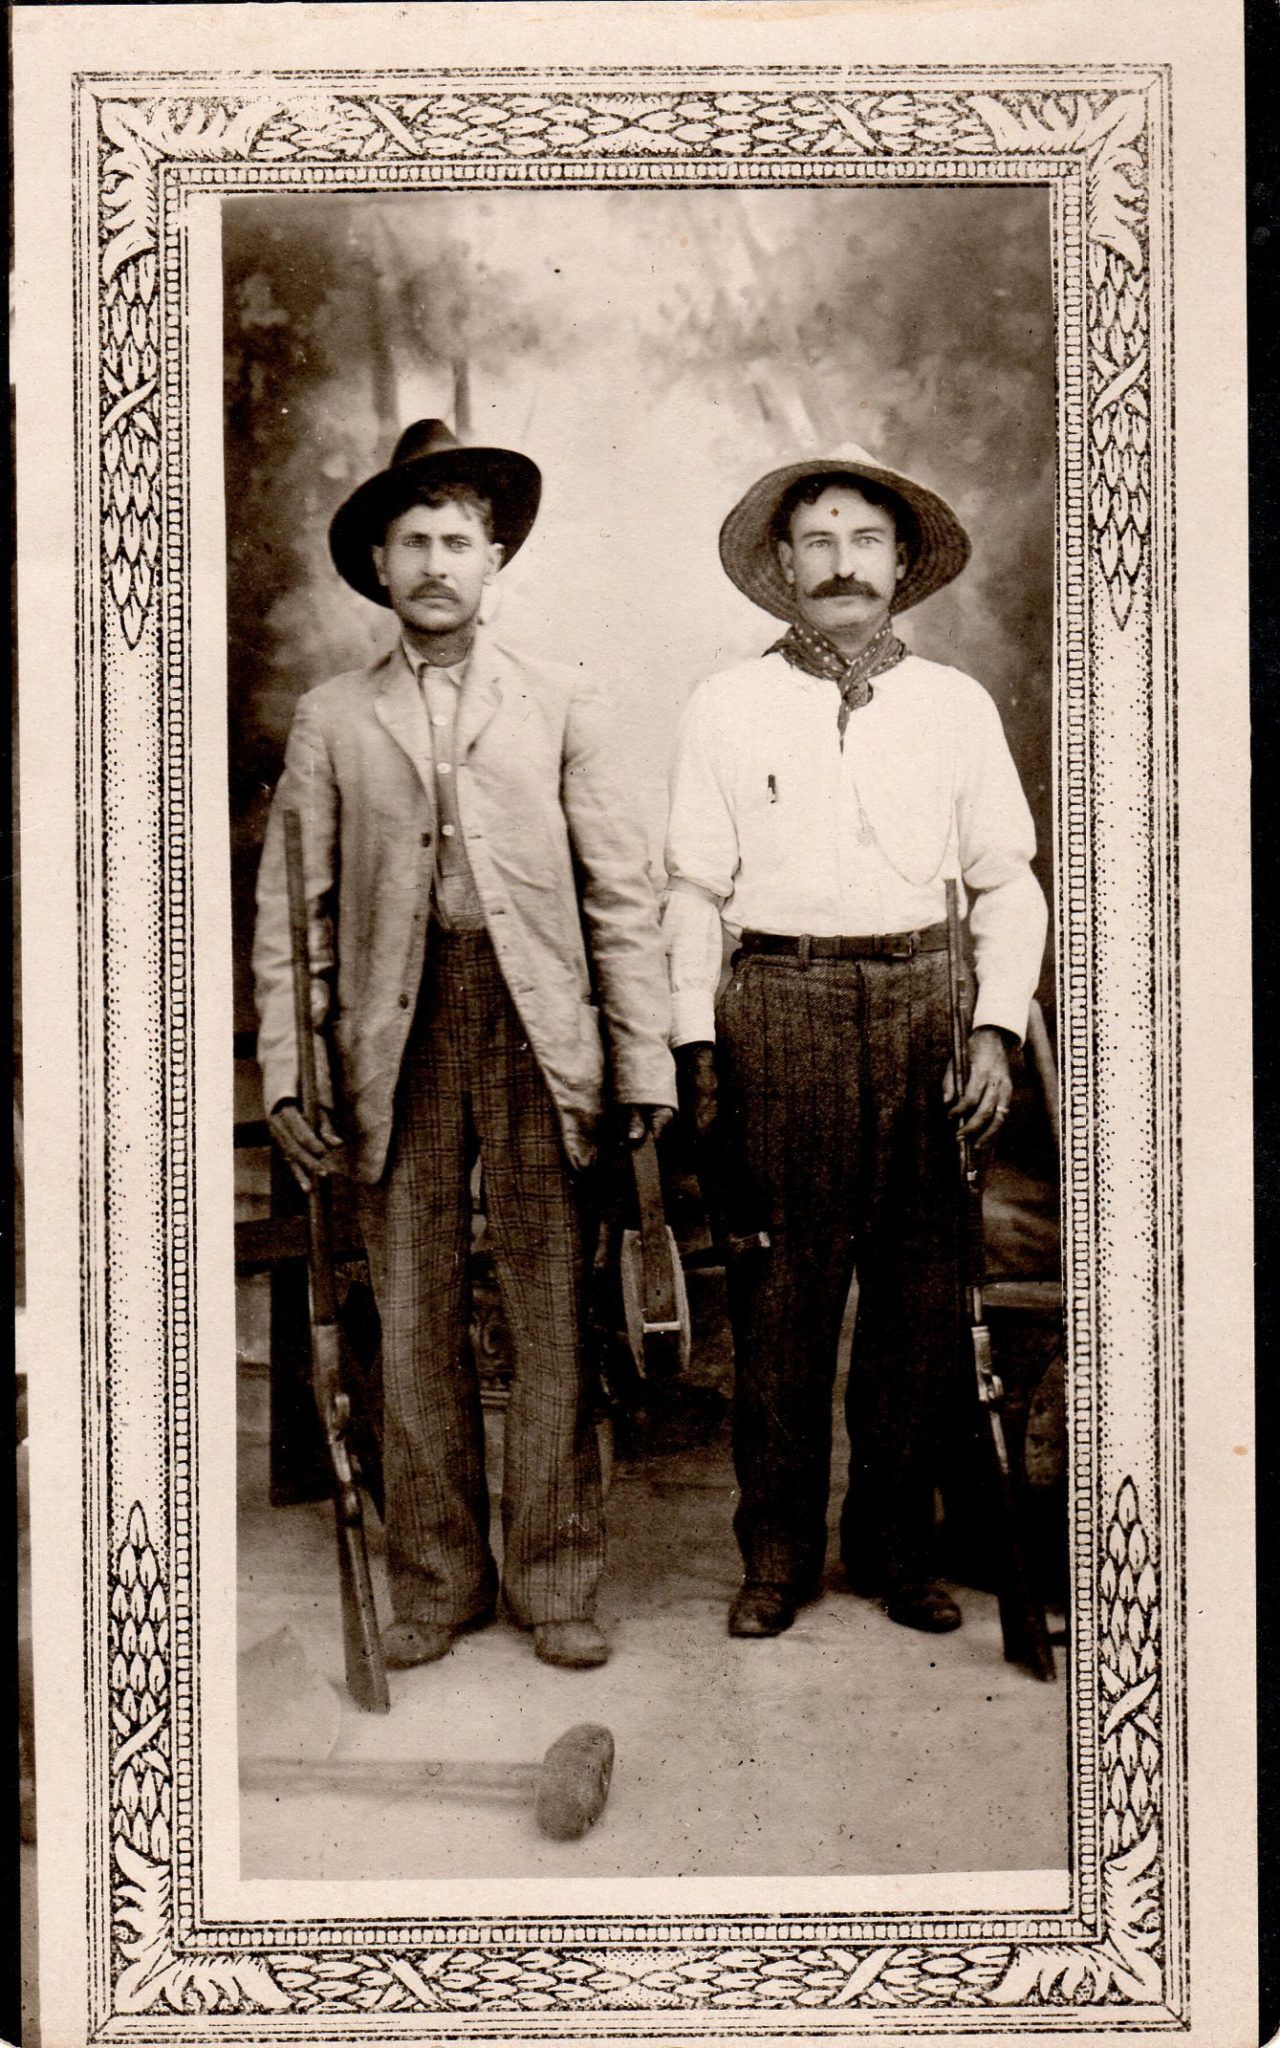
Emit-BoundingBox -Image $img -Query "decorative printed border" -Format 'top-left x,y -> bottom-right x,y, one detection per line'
73,63 -> 1183,2036
94,81 -> 1154,650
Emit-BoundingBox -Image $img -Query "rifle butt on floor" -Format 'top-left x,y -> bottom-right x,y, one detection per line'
285,809 -> 390,1715
945,880 -> 1055,1684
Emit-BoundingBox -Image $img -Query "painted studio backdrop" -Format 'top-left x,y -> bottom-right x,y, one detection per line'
224,183 -> 1056,1032
224,185 -> 1066,1883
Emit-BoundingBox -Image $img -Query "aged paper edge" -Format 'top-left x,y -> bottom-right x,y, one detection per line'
12,3 -> 1255,2043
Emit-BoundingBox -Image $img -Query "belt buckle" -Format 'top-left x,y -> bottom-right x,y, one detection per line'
883,932 -> 917,960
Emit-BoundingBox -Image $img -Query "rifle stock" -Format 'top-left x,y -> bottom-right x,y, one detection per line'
283,810 -> 390,1715
945,879 -> 1055,1683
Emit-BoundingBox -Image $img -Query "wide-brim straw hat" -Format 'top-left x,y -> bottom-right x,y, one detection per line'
718,441 -> 971,621
329,417 -> 542,607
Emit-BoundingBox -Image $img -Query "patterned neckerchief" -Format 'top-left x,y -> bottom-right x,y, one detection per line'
768,616 -> 907,742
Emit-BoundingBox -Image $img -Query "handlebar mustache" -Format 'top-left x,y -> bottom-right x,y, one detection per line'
809,575 -> 880,600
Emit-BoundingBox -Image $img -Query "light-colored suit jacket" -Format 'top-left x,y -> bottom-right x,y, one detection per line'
253,629 -> 676,1182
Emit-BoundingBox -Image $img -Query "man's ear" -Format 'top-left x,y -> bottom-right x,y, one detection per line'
895,542 -> 908,583
777,539 -> 796,586
371,543 -> 388,589
485,541 -> 505,584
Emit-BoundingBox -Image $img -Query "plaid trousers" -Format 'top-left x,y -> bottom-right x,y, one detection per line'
356,928 -> 603,1628
717,950 -> 969,1593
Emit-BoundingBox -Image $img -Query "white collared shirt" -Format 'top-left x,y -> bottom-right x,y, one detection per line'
662,649 -> 1047,1044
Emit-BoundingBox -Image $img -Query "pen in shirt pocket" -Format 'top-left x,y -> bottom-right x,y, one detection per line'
767,773 -> 778,803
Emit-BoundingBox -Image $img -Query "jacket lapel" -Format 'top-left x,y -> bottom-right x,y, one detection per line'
455,626 -> 506,759
372,646 -> 435,804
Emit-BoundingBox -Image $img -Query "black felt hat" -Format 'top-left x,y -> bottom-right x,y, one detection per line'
328,418 -> 542,606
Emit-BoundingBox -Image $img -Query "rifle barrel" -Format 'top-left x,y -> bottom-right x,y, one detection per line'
283,811 -> 320,1130
281,809 -> 388,1711
283,811 -> 338,1328
944,878 -> 969,1126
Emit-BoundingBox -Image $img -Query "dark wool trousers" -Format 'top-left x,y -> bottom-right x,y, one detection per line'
356,928 -> 604,1629
716,949 -> 969,1595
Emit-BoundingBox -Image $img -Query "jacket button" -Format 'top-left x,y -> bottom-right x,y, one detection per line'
399,993 -> 410,1009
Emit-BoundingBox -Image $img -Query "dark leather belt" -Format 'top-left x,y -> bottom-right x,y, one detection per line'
739,923 -> 949,962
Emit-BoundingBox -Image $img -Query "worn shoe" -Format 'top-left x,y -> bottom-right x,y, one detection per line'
383,1620 -> 457,1668
382,1609 -> 494,1669
885,1582 -> 963,1634
728,1583 -> 798,1637
533,1620 -> 610,1669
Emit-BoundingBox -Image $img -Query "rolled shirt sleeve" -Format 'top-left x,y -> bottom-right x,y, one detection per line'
956,686 -> 1048,1042
663,881 -> 727,1046
663,683 -> 741,1046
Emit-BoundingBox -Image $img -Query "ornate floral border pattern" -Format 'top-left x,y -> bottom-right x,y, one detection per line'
77,62 -> 1183,2039
95,79 -> 1154,648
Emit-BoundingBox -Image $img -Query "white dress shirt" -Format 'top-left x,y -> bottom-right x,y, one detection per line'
663,649 -> 1047,1045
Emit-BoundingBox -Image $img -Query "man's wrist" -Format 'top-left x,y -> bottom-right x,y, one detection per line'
670,991 -> 718,1045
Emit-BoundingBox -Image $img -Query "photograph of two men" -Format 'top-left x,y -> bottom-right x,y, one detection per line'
230,179 -> 1067,1885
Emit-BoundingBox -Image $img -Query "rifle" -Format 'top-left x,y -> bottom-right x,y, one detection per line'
284,809 -> 390,1714
945,879 -> 1055,1683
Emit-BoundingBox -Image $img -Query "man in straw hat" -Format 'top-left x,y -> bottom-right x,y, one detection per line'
664,444 -> 1047,1639
254,420 -> 675,1671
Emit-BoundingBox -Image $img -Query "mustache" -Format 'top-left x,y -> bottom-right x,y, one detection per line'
808,574 -> 881,600
411,579 -> 458,599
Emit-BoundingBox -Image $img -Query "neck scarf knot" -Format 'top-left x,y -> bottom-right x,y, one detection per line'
768,616 -> 906,741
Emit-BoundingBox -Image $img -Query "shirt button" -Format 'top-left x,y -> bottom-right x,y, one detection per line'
441,823 -> 455,838
432,713 -> 448,729
438,761 -> 452,776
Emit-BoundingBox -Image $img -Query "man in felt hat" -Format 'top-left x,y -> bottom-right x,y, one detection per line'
664,444 -> 1047,1640
254,420 -> 676,1671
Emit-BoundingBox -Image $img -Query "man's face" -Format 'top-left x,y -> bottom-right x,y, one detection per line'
777,485 -> 907,636
371,497 -> 502,636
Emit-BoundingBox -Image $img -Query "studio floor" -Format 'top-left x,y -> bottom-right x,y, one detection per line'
237,1334 -> 1068,1885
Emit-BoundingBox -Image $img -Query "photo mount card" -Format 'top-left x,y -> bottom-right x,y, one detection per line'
12,3 -> 1254,2043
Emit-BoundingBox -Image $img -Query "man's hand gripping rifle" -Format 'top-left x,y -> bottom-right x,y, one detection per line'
945,879 -> 1055,1683
284,809 -> 390,1714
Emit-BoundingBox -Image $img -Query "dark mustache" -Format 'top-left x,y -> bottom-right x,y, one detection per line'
809,574 -> 880,600
412,581 -> 457,599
